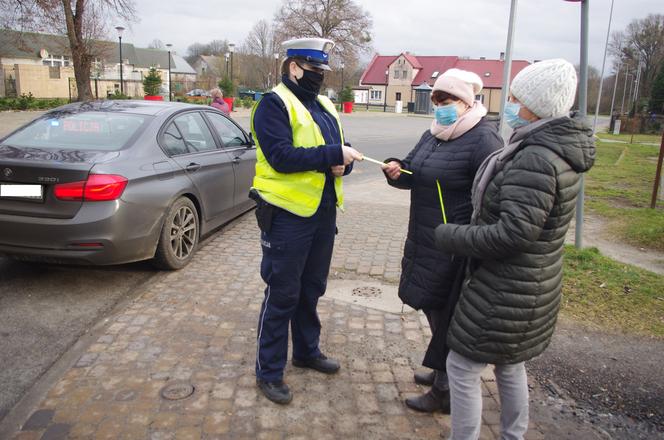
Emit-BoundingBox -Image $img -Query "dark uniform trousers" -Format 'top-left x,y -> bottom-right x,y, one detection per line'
255,201 -> 337,382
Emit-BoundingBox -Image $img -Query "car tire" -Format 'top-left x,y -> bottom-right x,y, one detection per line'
152,197 -> 199,270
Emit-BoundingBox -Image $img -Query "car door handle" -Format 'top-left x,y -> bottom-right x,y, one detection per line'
185,162 -> 201,172
232,157 -> 240,164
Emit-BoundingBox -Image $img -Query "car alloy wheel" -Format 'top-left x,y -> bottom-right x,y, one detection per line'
170,205 -> 197,259
153,197 -> 199,270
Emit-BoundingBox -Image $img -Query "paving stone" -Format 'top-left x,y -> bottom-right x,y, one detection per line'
7,188 -> 566,440
21,409 -> 54,431
39,423 -> 70,440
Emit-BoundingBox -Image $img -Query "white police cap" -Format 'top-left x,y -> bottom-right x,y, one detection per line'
282,37 -> 335,71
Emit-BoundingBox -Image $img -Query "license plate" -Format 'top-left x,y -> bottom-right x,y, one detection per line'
0,184 -> 43,200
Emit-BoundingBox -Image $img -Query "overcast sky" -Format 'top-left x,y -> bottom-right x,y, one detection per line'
124,0 -> 663,72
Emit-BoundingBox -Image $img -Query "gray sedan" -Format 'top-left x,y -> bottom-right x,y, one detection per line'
0,100 -> 256,269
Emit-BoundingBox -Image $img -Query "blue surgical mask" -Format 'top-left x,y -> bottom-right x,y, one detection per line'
504,101 -> 530,129
434,104 -> 457,126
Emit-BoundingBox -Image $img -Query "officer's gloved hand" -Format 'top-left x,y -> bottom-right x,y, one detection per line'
342,145 -> 362,165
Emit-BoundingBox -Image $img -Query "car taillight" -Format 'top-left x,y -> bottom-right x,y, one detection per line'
54,174 -> 128,202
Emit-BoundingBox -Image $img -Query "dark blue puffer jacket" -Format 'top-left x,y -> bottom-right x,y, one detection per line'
386,117 -> 502,310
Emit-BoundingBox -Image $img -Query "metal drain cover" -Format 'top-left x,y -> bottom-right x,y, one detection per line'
160,381 -> 195,401
352,286 -> 382,297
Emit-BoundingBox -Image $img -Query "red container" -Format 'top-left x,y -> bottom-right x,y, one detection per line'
223,97 -> 234,111
342,101 -> 353,113
144,95 -> 164,101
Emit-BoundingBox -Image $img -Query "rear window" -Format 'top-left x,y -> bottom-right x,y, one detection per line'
2,112 -> 149,151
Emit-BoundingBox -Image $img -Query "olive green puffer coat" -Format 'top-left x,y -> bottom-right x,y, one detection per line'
434,116 -> 595,365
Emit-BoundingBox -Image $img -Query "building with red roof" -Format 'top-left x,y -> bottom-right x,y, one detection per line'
355,52 -> 530,113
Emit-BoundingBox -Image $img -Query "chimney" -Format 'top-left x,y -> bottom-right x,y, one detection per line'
499,52 -> 505,61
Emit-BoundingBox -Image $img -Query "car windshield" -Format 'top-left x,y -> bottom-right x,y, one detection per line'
2,112 -> 150,151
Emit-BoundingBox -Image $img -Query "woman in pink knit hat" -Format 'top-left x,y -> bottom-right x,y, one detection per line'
382,68 -> 502,413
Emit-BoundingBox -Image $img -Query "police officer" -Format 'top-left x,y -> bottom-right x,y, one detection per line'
250,37 -> 362,404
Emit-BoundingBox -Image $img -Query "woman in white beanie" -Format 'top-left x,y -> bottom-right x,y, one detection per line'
434,59 -> 595,439
382,68 -> 502,413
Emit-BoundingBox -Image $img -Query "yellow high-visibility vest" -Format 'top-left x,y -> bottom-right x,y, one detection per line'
251,82 -> 344,217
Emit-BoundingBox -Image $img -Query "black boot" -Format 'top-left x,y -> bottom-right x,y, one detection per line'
414,370 -> 435,386
257,379 -> 293,404
405,387 -> 450,413
292,354 -> 340,374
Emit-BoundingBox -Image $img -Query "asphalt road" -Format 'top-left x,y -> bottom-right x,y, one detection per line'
0,109 -> 429,423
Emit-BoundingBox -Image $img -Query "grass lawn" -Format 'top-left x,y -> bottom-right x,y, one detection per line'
562,245 -> 664,338
596,132 -> 662,144
585,139 -> 664,251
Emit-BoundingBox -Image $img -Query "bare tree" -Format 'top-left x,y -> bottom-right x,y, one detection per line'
147,38 -> 165,50
185,40 -> 229,64
272,0 -> 373,68
207,39 -> 229,56
242,20 -> 277,89
609,14 -> 664,103
0,0 -> 136,101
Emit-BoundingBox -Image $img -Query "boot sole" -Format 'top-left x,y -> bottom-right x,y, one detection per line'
291,359 -> 340,374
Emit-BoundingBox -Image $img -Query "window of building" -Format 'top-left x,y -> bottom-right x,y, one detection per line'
42,55 -> 70,67
370,90 -> 382,100
396,92 -> 402,101
394,70 -> 399,79
49,66 -> 61,79
431,71 -> 439,78
475,94 -> 484,103
402,70 -> 408,79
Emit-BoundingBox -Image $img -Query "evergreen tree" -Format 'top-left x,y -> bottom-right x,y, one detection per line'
143,67 -> 162,96
649,62 -> 664,115
218,76 -> 235,97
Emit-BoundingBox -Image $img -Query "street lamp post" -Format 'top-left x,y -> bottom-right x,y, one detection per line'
383,69 -> 388,112
115,26 -> 125,95
229,43 -> 235,91
225,52 -> 230,77
274,53 -> 279,87
341,62 -> 345,90
166,43 -> 173,101
498,0 -> 518,136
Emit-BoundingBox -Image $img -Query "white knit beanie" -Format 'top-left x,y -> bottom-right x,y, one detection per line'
510,59 -> 577,118
432,68 -> 483,107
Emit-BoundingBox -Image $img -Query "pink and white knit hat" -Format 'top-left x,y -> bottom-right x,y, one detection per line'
432,68 -> 483,106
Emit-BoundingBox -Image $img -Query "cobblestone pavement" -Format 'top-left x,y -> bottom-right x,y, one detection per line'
5,178 -> 600,440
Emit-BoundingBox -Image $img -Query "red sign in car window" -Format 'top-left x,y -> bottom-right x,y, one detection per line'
63,119 -> 102,133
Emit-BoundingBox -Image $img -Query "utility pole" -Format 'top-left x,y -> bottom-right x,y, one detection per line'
633,56 -> 643,113
608,64 -> 620,121
628,73 -> 635,112
592,0 -> 615,134
620,72 -> 630,114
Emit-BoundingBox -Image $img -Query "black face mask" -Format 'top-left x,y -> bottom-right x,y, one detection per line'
296,66 -> 324,94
